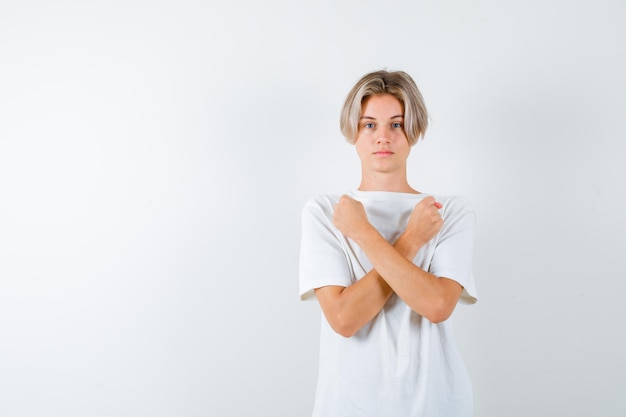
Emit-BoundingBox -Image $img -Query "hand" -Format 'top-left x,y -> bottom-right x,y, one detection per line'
332,195 -> 373,241
403,196 -> 444,247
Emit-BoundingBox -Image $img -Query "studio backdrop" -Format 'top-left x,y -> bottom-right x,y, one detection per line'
1,1 -> 625,416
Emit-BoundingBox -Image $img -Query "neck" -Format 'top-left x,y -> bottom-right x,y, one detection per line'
358,172 -> 419,193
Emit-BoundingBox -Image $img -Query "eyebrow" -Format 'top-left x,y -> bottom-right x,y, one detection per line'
359,115 -> 404,120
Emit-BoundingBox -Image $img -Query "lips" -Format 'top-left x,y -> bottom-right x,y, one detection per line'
374,150 -> 394,156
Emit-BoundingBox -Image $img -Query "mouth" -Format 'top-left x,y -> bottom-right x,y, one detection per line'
373,150 -> 394,156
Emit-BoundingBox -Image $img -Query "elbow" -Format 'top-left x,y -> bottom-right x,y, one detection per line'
333,325 -> 357,338
425,309 -> 451,324
328,312 -> 360,338
421,298 -> 455,324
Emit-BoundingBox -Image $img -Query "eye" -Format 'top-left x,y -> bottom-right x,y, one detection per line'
392,122 -> 403,128
363,122 -> 375,129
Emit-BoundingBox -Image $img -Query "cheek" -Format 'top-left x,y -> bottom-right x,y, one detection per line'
392,134 -> 409,146
354,143 -> 367,157
395,139 -> 411,155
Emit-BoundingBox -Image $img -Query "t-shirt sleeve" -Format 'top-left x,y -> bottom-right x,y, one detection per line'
299,197 -> 354,301
429,197 -> 478,305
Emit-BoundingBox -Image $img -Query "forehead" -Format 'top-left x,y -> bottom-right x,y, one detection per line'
361,94 -> 404,118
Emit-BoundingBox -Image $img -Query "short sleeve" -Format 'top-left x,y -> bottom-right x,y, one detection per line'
299,196 -> 354,301
429,197 -> 478,304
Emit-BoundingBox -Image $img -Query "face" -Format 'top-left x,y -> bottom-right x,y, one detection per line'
355,94 -> 410,175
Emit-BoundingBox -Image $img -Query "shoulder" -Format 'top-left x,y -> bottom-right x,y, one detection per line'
436,194 -> 473,211
302,194 -> 341,210
301,194 -> 342,220
435,195 -> 475,223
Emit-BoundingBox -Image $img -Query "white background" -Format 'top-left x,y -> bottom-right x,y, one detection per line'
1,1 -> 625,416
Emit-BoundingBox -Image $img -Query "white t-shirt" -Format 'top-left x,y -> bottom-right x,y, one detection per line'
299,190 -> 477,417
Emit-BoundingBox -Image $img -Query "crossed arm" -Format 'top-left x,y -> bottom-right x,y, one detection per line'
314,195 -> 463,337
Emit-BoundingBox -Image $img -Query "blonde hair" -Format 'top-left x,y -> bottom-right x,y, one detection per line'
340,70 -> 428,146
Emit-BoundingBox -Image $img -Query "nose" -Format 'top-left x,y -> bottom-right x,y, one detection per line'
376,126 -> 391,143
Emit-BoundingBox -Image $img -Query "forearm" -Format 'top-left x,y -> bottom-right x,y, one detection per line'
317,271 -> 391,337
315,238 -> 418,337
352,225 -> 459,323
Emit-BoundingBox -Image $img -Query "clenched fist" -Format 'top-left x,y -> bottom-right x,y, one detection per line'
332,195 -> 373,241
404,196 -> 444,247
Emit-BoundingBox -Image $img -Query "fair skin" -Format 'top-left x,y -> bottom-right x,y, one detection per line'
315,94 -> 463,337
